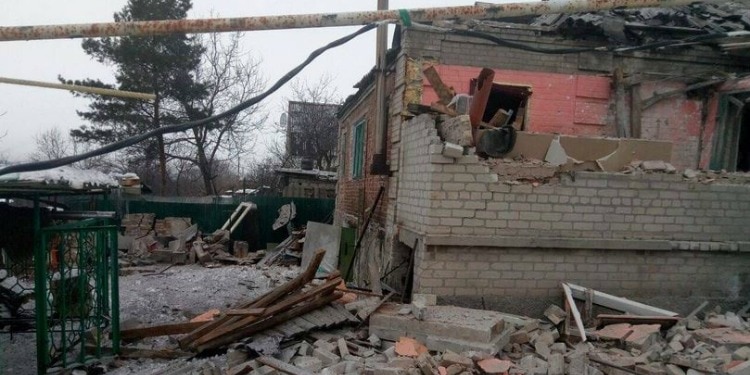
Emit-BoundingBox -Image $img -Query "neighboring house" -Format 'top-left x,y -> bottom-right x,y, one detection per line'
286,101 -> 341,171
335,3 -> 750,313
276,167 -> 337,199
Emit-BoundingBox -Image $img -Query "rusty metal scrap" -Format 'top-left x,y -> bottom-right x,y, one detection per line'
469,68 -> 495,145
0,0 -> 708,42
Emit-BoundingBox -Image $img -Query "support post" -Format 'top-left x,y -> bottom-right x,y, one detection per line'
33,196 -> 48,375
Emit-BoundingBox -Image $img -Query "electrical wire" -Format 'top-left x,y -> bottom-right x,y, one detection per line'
0,23 -> 379,177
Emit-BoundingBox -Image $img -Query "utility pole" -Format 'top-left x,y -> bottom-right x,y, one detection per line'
371,0 -> 389,175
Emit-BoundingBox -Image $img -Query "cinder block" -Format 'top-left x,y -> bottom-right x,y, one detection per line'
442,142 -> 464,159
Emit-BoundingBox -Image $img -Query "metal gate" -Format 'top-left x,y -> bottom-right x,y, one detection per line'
35,218 -> 120,373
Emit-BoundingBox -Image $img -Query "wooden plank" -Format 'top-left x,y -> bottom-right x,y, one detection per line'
196,292 -> 343,352
685,301 -> 709,320
191,278 -> 341,350
257,355 -> 315,375
597,314 -> 680,329
180,249 -> 327,348
121,321 -> 208,340
561,283 -> 587,342
567,283 -> 678,317
423,65 -> 456,104
357,292 -> 394,325
225,308 -> 266,316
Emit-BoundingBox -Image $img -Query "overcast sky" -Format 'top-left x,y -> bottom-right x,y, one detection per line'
0,0 -> 478,166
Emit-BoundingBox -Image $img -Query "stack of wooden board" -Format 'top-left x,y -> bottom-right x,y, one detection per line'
178,249 -> 342,352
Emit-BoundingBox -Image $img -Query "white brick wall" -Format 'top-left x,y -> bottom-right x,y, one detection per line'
396,114 -> 750,243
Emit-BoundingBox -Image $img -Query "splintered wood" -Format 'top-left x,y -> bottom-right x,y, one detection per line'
178,249 -> 343,352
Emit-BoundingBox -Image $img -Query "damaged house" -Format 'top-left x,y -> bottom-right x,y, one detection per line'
335,2 -> 750,313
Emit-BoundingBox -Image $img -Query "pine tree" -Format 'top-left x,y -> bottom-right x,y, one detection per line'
63,0 -> 206,194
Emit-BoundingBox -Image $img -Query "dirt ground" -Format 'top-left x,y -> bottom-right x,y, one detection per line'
0,263 -> 299,375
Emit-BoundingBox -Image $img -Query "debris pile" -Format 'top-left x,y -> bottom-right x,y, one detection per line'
121,213 -> 267,268
0,268 -> 33,325
103,253 -> 750,375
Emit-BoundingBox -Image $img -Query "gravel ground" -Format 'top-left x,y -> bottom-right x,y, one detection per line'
1,263 -> 299,375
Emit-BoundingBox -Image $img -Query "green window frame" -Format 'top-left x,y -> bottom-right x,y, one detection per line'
352,119 -> 366,179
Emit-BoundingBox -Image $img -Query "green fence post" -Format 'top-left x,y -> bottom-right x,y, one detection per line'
109,225 -> 120,354
33,196 -> 48,375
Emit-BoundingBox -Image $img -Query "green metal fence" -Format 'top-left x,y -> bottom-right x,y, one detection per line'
64,196 -> 335,249
36,218 -> 119,374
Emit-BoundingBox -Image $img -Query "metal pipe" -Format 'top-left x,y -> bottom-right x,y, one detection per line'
371,0 -> 389,175
0,76 -> 156,101
0,0 -> 706,42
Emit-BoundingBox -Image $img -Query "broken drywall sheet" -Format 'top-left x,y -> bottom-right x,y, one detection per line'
508,132 -> 672,172
301,221 -> 341,278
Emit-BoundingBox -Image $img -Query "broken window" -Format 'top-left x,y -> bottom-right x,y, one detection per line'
710,92 -> 750,172
351,119 -> 366,179
470,80 -> 532,130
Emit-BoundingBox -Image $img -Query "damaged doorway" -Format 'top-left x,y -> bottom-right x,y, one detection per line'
470,80 -> 532,129
710,92 -> 750,171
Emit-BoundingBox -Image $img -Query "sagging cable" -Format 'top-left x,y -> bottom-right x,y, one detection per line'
0,23 -> 378,176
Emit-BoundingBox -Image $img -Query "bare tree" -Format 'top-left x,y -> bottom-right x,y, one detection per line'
245,156 -> 282,192
30,126 -> 126,173
31,128 -> 71,161
282,76 -> 341,171
169,32 -> 267,195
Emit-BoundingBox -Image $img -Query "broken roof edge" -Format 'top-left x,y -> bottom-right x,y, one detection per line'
275,168 -> 337,180
337,47 -> 401,120
0,164 -> 118,196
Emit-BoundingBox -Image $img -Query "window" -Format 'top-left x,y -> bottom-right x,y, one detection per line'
352,120 -> 366,179
470,80 -> 532,130
711,92 -> 750,171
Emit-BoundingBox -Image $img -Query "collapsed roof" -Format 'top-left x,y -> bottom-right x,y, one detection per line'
527,2 -> 750,49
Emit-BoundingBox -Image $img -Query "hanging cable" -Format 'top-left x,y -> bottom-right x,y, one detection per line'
0,23 -> 379,176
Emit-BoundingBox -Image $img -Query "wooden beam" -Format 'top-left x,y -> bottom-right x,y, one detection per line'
191,277 -> 342,350
561,283 -> 587,342
423,65 -> 456,104
225,308 -> 267,316
630,84 -> 642,138
257,356 -> 315,375
180,249 -> 326,348
121,321 -> 208,340
195,292 -> 343,352
642,79 -> 725,110
567,283 -> 678,317
614,67 -> 631,138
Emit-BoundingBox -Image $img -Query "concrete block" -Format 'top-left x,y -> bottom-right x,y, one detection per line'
547,353 -> 564,375
442,142 -> 464,159
293,356 -> 323,372
313,347 -> 341,367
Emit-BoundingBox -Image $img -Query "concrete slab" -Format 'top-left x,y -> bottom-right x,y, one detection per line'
370,303 -> 504,343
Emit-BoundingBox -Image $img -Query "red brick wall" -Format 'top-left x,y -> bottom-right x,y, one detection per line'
336,87 -> 390,226
421,64 -> 729,169
422,65 -> 613,136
